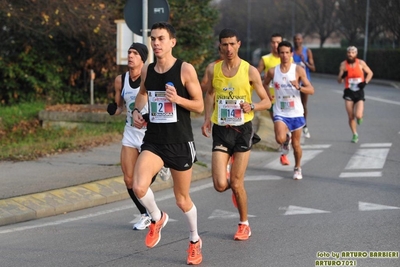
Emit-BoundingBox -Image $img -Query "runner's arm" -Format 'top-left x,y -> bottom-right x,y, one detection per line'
360,60 -> 374,84
294,65 -> 314,95
337,61 -> 346,84
175,62 -> 204,113
306,49 -> 316,72
249,66 -> 271,111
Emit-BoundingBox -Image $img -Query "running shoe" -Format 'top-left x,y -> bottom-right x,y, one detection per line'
234,224 -> 252,241
187,238 -> 203,265
293,167 -> 303,180
133,213 -> 151,230
145,211 -> 169,248
280,154 -> 290,165
357,118 -> 363,125
351,134 -> 359,143
159,167 -> 171,181
303,126 -> 311,138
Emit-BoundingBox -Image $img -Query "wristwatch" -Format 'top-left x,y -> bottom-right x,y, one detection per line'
250,103 -> 255,111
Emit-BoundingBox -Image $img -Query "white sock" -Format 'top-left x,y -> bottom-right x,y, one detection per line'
239,220 -> 249,226
139,188 -> 161,221
184,204 -> 199,242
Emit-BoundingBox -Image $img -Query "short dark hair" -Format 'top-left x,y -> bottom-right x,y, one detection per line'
219,28 -> 240,42
271,33 -> 282,40
278,40 -> 293,53
151,22 -> 176,39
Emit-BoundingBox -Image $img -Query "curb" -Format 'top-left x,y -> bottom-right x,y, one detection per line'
0,164 -> 211,227
0,111 -> 276,227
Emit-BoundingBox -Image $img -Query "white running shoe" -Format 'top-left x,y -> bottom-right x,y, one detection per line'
133,214 -> 151,230
303,127 -> 311,138
159,167 -> 171,181
293,167 -> 303,180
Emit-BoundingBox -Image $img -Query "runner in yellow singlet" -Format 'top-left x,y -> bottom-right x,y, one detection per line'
257,33 -> 283,119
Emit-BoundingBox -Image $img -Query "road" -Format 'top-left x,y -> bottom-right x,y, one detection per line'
1,76 -> 399,267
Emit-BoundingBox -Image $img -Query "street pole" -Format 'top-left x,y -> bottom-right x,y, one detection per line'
363,0 -> 370,61
142,0 -> 153,63
291,0 -> 295,37
90,69 -> 94,105
247,0 -> 251,61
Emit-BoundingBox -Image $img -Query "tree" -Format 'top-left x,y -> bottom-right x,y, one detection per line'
0,0 -> 219,105
296,0 -> 340,48
0,0 -> 120,104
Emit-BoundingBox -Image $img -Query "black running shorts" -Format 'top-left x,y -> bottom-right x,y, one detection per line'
212,121 -> 256,156
141,141 -> 197,171
343,88 -> 365,103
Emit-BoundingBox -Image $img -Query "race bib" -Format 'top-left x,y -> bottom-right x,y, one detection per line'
279,95 -> 295,110
349,78 -> 362,91
148,91 -> 177,123
217,99 -> 245,126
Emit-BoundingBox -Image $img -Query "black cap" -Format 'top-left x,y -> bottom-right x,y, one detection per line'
129,43 -> 148,63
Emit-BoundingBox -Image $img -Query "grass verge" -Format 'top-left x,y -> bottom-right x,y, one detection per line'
0,102 -> 124,161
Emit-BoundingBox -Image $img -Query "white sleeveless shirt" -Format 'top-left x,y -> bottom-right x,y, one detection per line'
121,72 -> 148,127
272,64 -> 304,118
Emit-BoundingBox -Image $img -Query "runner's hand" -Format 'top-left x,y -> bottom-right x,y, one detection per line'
358,81 -> 367,90
107,103 -> 117,115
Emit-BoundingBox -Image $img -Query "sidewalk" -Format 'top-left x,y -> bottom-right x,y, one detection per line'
0,114 -> 277,227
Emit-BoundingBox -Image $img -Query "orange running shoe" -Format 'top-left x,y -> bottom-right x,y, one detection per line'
145,211 -> 169,248
234,224 -> 252,241
187,238 -> 203,265
280,154 -> 290,165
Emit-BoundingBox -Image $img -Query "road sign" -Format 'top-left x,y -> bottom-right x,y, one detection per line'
124,0 -> 170,36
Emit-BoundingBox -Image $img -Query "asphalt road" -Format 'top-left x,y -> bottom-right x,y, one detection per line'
0,76 -> 399,267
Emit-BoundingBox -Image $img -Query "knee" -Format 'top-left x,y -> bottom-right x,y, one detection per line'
132,183 -> 146,199
213,179 -> 228,192
175,197 -> 191,212
275,136 -> 285,145
214,183 -> 226,193
292,142 -> 301,152
230,179 -> 243,193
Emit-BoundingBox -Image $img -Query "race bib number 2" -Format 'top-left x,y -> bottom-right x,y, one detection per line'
148,91 -> 177,123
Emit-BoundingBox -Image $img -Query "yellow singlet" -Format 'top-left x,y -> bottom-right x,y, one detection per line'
262,53 -> 281,104
211,60 -> 254,125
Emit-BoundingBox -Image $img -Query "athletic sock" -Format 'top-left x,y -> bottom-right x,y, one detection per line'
127,188 -> 147,214
139,188 -> 161,221
184,204 -> 199,242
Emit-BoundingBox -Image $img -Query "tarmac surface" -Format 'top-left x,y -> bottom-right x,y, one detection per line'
0,110 -> 276,227
1,74 -> 398,227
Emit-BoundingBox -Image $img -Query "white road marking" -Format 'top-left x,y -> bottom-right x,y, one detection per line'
333,90 -> 400,105
302,144 -> 331,149
265,150 -> 324,171
360,143 -> 392,148
208,209 -> 256,219
282,205 -> 331,215
245,175 -> 283,181
339,172 -> 382,178
359,202 -> 400,211
345,148 -> 389,169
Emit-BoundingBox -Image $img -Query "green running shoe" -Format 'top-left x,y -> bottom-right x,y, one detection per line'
351,134 -> 359,143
